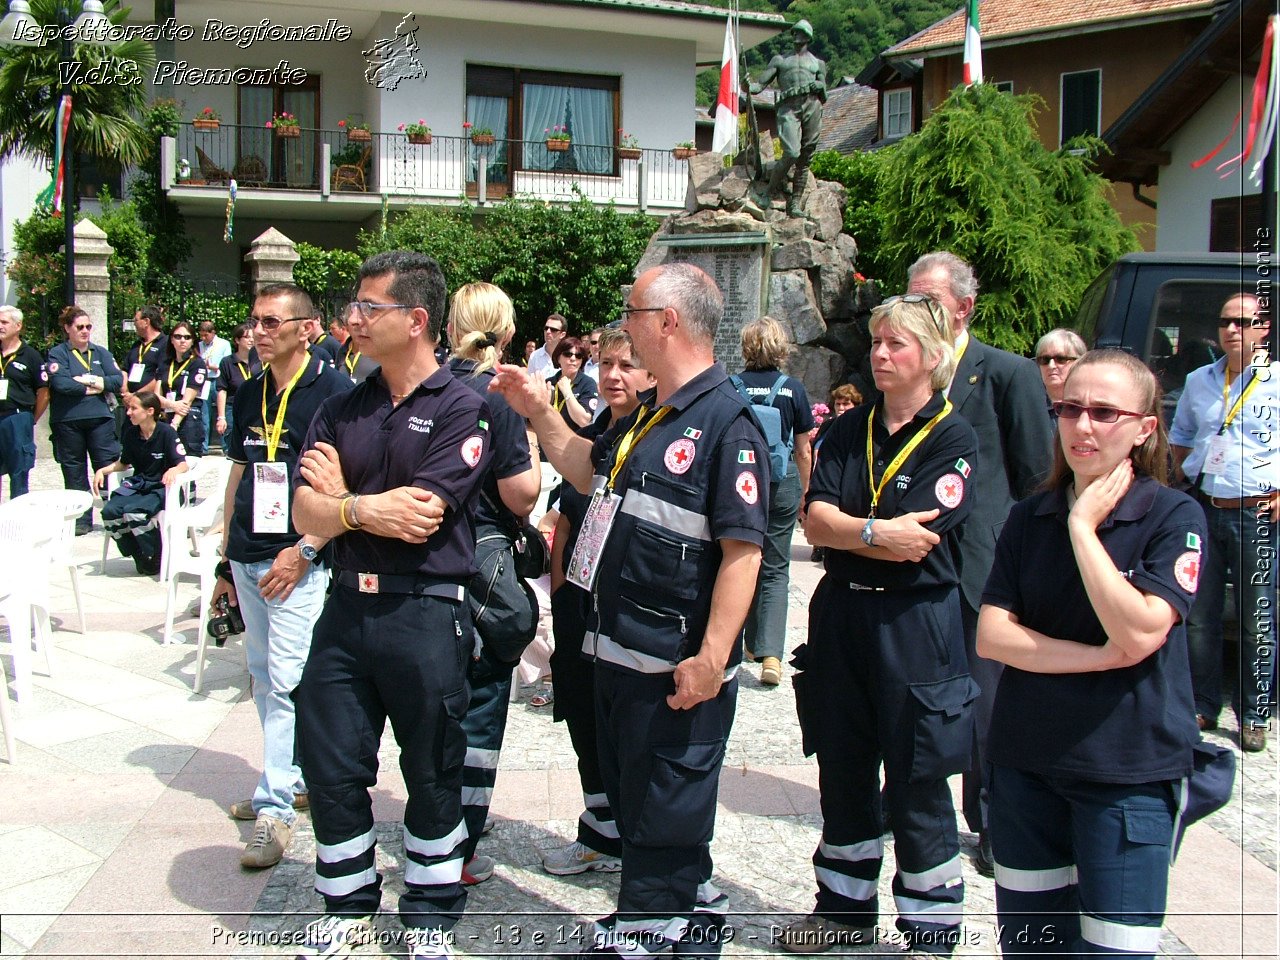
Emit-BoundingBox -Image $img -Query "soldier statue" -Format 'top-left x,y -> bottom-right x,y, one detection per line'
749,19 -> 827,218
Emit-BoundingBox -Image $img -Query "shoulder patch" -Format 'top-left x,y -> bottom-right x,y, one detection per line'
684,427 -> 703,440
954,458 -> 971,478
461,435 -> 484,469
935,473 -> 964,509
738,449 -> 756,464
47,361 -> 59,373
1174,551 -> 1201,593
735,471 -> 759,505
1185,532 -> 1201,551
664,438 -> 695,475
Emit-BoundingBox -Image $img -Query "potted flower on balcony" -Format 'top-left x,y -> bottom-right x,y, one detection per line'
267,113 -> 301,138
192,107 -> 221,131
672,140 -> 697,160
339,117 -> 371,142
398,120 -> 432,145
465,122 -> 495,146
617,130 -> 641,161
545,125 -> 571,152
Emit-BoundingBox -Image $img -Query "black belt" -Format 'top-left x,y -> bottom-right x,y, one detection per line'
334,570 -> 464,601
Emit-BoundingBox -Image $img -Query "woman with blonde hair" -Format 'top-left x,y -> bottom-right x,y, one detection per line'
786,294 -> 979,953
446,282 -> 541,886
733,315 -> 814,686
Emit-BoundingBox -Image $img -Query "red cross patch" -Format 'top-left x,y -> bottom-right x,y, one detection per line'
664,438 -> 696,475
736,471 -> 759,505
1174,551 -> 1200,593
934,473 -> 964,509
358,573 -> 379,594
461,435 -> 484,468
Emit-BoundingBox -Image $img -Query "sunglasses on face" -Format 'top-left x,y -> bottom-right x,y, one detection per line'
1218,316 -> 1271,328
1037,354 -> 1079,366
563,352 -> 585,360
250,315 -> 309,332
170,333 -> 193,340
545,325 -> 564,333
71,323 -> 93,332
1052,401 -> 1147,423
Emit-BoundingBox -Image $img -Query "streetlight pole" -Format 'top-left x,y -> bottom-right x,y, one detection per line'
60,3 -> 75,309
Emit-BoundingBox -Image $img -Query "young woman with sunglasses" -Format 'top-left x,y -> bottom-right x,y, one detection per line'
46,306 -> 124,534
158,320 -> 208,456
787,295 -> 979,954
977,349 -> 1205,960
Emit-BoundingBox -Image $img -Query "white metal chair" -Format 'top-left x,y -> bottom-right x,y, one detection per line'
13,490 -> 93,634
0,506 -> 56,703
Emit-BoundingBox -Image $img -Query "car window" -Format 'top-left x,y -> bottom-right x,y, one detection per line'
1146,280 -> 1236,423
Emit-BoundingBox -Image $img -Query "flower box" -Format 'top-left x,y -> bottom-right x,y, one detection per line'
192,119 -> 220,132
672,146 -> 697,160
275,126 -> 300,139
407,132 -> 432,145
546,139 -> 571,152
347,128 -> 371,142
617,146 -> 642,161
471,133 -> 495,146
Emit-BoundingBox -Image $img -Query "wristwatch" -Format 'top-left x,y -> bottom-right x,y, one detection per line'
860,518 -> 876,547
297,540 -> 320,563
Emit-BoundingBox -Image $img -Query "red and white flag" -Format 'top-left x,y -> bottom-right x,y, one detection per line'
711,16 -> 739,156
963,0 -> 983,86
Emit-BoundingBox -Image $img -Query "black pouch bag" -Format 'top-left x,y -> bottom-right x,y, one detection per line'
469,520 -> 539,664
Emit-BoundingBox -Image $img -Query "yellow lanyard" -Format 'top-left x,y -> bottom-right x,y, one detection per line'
1220,365 -> 1261,431
552,376 -> 568,411
865,400 -> 953,517
167,355 -> 193,389
237,361 -> 251,381
261,357 -> 309,462
608,404 -> 672,489
0,347 -> 17,376
71,348 -> 93,371
953,334 -> 969,371
343,350 -> 360,375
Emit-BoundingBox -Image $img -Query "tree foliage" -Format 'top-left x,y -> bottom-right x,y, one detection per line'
866,85 -> 1138,352
129,99 -> 190,275
359,194 -> 657,345
0,0 -> 156,169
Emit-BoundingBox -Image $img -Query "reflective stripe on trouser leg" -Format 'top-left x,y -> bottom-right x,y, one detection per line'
580,790 -> 621,846
887,778 -> 964,947
811,729 -> 884,922
459,648 -> 514,861
315,827 -> 378,898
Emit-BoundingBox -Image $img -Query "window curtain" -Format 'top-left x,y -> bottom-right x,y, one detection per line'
281,89 -> 317,186
467,95 -> 508,183
238,87 -> 273,182
522,84 -> 613,174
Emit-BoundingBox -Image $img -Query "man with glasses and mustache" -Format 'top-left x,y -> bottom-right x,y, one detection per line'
905,251 -> 1054,876
1170,291 -> 1278,752
291,252 -> 493,960
213,282 -> 351,870
528,312 -> 568,380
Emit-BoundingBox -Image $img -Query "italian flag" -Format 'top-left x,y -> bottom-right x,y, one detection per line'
963,0 -> 983,86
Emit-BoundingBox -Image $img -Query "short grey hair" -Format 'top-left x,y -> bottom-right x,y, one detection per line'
0,305 -> 22,324
645,263 -> 723,346
908,251 -> 980,303
1033,328 -> 1086,359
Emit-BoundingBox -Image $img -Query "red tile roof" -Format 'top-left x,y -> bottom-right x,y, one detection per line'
887,0 -> 1216,56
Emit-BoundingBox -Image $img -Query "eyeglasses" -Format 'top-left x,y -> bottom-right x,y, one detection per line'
620,305 -> 669,317
878,294 -> 947,332
1052,401 -> 1148,423
170,333 -> 193,341
346,301 -> 414,320
250,315 -> 309,332
1037,354 -> 1080,366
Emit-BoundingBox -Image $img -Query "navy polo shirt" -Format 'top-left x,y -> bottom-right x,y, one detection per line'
734,367 -> 815,447
549,370 -> 599,428
296,364 -> 493,581
808,391 -> 978,589
121,420 -> 186,484
217,353 -> 262,407
982,476 -> 1204,783
310,334 -> 341,364
159,354 -> 208,408
45,342 -> 123,423
227,356 -> 353,565
0,342 -> 45,415
449,357 -> 532,529
125,334 -> 168,388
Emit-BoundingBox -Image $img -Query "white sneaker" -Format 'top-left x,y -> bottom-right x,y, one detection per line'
541,839 -> 622,876
295,914 -> 373,958
407,928 -> 455,959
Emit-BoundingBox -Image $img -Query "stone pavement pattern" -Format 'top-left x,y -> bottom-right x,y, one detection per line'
1,442 -> 1276,958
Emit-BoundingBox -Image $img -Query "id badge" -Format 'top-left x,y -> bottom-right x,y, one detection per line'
252,462 -> 290,534
567,478 -> 622,591
1203,435 -> 1231,476
128,362 -> 144,383
200,381 -> 212,401
166,391 -> 177,405
0,378 -> 8,402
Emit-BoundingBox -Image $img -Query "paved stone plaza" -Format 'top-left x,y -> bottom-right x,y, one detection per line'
0,440 -> 1276,958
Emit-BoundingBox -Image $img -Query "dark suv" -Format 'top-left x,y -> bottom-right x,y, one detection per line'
1073,252 -> 1260,420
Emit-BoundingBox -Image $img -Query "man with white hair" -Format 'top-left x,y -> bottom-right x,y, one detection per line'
906,251 -> 1054,875
0,305 -> 49,500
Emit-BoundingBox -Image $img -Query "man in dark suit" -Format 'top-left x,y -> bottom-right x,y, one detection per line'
907,251 -> 1054,875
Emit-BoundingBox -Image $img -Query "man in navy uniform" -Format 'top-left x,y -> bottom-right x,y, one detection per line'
0,305 -> 49,500
907,251 -> 1054,874
491,262 -> 769,957
307,315 -> 342,366
122,305 -> 168,401
215,282 -> 352,869
292,252 -> 492,960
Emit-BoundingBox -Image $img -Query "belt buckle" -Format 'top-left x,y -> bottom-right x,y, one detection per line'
358,573 -> 379,594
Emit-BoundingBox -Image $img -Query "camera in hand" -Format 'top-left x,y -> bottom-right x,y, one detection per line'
208,594 -> 245,647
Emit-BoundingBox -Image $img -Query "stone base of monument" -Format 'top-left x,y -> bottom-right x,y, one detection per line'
631,150 -> 875,402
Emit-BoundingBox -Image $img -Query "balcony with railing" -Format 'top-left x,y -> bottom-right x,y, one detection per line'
169,122 -> 693,212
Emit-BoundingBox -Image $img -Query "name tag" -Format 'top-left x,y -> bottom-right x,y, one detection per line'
0,379 -> 8,402
252,462 -> 290,534
200,381 -> 212,401
1203,435 -> 1232,477
567,477 -> 621,592
129,362 -> 145,383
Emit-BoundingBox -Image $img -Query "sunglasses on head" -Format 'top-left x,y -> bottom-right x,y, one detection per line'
1037,354 -> 1079,366
879,293 -> 947,331
1052,401 -> 1147,423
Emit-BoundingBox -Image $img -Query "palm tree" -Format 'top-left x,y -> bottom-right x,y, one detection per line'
0,0 -> 156,172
